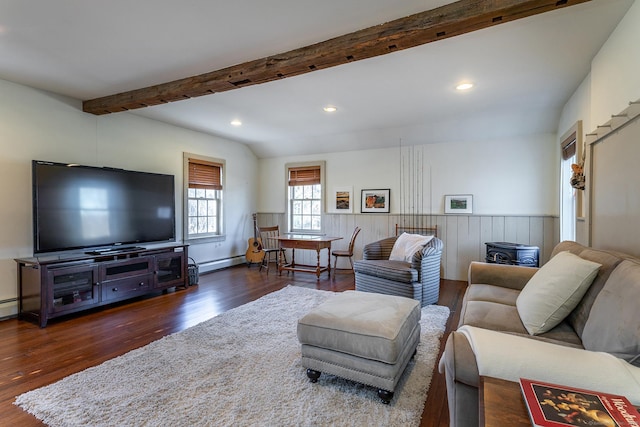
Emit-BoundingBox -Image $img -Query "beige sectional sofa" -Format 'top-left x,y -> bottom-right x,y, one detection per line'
439,241 -> 640,427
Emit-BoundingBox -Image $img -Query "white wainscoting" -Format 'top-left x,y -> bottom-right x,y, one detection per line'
257,213 -> 559,281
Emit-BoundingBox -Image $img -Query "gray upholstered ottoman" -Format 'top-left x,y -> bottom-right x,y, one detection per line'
297,290 -> 421,403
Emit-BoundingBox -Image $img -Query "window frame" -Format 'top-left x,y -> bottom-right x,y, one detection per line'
183,152 -> 226,243
286,161 -> 325,234
559,121 -> 583,242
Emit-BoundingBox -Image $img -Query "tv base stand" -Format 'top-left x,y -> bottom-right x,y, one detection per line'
15,244 -> 188,327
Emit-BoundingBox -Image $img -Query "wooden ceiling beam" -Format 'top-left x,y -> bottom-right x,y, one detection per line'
83,0 -> 590,115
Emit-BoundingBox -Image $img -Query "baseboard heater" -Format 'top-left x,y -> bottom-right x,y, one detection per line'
198,255 -> 246,274
0,297 -> 18,320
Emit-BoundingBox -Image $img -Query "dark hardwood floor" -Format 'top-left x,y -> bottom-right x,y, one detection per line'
0,263 -> 466,426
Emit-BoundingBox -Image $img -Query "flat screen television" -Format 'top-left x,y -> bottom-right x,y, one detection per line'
32,160 -> 176,254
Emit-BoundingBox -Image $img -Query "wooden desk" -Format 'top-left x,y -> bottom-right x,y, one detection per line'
480,376 -> 531,427
276,235 -> 342,279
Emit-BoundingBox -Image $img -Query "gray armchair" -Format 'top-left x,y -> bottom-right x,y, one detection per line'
354,235 -> 443,306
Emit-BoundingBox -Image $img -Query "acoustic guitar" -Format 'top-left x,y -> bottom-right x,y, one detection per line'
246,213 -> 265,264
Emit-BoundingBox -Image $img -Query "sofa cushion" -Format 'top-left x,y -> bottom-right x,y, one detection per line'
460,300 -> 527,334
353,259 -> 417,283
459,286 -> 584,346
581,259 -> 640,364
516,251 -> 601,335
389,233 -> 433,262
463,283 -> 520,306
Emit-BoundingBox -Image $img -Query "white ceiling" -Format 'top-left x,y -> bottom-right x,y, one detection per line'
0,0 -> 633,158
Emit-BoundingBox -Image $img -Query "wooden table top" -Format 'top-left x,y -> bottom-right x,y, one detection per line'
276,234 -> 342,242
480,376 -> 531,427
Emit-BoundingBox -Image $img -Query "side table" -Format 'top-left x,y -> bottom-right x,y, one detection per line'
480,376 -> 531,427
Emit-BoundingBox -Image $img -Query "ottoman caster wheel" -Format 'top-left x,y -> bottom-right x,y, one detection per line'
306,368 -> 321,383
378,389 -> 394,404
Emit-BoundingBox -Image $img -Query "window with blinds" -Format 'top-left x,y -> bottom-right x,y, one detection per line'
287,164 -> 322,232
184,154 -> 224,239
561,132 -> 577,160
559,123 -> 581,242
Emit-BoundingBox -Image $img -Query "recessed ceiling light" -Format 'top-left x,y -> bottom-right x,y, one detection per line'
323,106 -> 337,113
230,119 -> 242,126
456,82 -> 474,91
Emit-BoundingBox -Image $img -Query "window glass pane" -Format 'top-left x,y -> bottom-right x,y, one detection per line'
293,215 -> 302,229
312,184 -> 321,199
292,200 -> 302,214
311,200 -> 321,214
197,217 -> 207,233
197,200 -> 207,216
294,186 -> 304,199
303,185 -> 312,199
188,199 -> 198,216
207,200 -> 216,216
188,217 -> 198,234
311,216 -> 321,230
207,218 -> 217,233
195,188 -> 206,198
302,200 -> 311,215
188,188 -> 196,198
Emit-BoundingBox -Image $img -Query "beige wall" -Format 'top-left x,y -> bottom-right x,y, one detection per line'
259,134 -> 559,216
557,0 -> 640,247
0,79 -> 259,317
257,118 -> 560,282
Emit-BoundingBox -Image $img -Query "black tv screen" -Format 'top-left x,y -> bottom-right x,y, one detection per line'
33,160 -> 176,254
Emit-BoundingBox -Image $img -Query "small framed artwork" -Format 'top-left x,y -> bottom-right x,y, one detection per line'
331,186 -> 353,213
444,194 -> 473,214
361,189 -> 390,213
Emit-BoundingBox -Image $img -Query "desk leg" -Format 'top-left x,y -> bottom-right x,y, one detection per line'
315,248 -> 322,279
327,243 -> 332,277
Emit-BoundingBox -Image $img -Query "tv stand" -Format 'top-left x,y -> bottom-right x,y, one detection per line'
15,244 -> 188,327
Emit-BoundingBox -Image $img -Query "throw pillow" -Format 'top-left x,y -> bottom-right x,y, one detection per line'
581,260 -> 640,363
389,233 -> 433,262
516,251 -> 601,335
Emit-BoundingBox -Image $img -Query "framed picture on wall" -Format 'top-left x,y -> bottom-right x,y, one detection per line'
361,189 -> 390,213
330,186 -> 353,213
444,194 -> 473,214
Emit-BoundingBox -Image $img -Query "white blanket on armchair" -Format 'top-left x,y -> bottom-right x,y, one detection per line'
457,325 -> 640,406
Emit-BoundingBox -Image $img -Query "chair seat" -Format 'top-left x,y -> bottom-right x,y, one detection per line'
331,249 -> 351,256
354,259 -> 417,283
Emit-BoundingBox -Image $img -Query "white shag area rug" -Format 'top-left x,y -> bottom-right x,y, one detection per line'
15,286 -> 450,427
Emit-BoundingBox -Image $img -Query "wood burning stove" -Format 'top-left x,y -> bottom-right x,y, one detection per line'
485,242 -> 539,267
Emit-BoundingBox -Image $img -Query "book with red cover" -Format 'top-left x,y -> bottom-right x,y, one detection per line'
519,378 -> 640,427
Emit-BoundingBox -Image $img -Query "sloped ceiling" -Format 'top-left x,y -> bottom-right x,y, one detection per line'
0,0 -> 634,158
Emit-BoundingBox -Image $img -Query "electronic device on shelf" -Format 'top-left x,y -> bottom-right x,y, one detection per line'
32,160 -> 176,255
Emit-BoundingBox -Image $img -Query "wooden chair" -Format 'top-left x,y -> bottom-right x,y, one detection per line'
331,226 -> 361,274
259,225 -> 286,274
